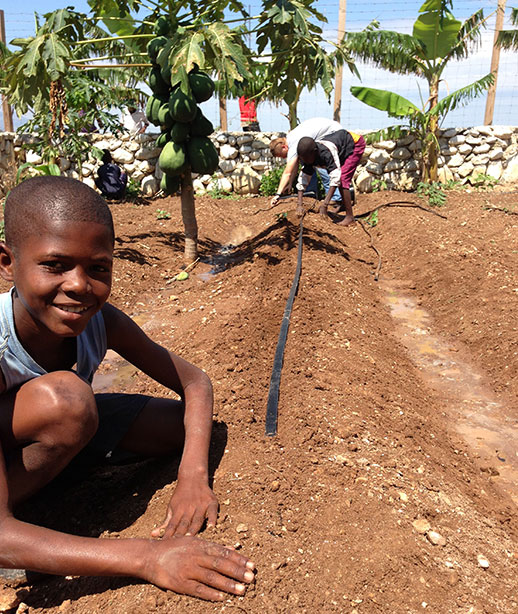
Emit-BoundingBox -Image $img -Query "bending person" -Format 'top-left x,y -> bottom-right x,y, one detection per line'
269,117 -> 343,206
296,130 -> 366,227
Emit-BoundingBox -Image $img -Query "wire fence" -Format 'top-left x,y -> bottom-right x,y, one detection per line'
2,1 -> 517,133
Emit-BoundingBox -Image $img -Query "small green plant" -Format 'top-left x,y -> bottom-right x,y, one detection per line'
156,208 -> 171,220
442,178 -> 463,191
15,162 -> 61,184
371,177 -> 388,192
125,177 -> 141,199
366,210 -> 379,227
416,181 -> 446,207
207,176 -> 238,199
260,166 -> 285,196
468,173 -> 497,190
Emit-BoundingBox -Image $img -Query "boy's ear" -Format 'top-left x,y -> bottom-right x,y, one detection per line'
0,243 -> 15,282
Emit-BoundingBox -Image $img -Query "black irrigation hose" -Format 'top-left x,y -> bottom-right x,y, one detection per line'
263,197 -> 447,435
265,209 -> 307,437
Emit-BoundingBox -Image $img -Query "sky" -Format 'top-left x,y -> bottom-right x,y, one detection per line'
1,1 -> 516,132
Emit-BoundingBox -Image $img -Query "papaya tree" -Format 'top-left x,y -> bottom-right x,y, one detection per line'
256,0 -> 358,128
346,0 -> 495,183
1,7 -> 144,173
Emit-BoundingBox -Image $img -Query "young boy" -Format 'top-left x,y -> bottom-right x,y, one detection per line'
296,130 -> 365,226
0,176 -> 254,600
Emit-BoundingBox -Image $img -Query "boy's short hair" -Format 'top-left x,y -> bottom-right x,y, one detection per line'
4,176 -> 115,253
269,137 -> 287,157
297,137 -> 317,160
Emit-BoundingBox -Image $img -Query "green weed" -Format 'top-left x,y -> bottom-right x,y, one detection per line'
371,177 -> 388,192
259,166 -> 285,196
468,173 -> 497,190
366,210 -> 379,227
156,208 -> 171,220
416,181 -> 446,207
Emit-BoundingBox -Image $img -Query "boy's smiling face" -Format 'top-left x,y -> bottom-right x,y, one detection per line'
1,216 -> 113,343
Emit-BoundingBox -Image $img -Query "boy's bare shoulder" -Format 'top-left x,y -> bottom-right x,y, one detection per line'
101,303 -> 147,353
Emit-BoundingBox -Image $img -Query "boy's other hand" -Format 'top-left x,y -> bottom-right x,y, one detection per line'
152,481 -> 218,538
146,535 -> 255,600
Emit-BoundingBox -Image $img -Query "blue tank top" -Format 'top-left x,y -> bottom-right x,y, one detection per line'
0,289 -> 107,390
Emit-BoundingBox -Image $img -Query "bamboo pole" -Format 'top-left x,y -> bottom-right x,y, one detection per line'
332,0 -> 347,123
484,0 -> 507,125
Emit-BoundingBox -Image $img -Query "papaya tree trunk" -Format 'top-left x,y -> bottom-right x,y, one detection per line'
180,173 -> 198,262
288,84 -> 303,129
219,96 -> 228,131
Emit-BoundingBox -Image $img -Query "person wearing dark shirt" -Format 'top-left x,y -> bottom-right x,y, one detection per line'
296,129 -> 365,227
95,150 -> 128,200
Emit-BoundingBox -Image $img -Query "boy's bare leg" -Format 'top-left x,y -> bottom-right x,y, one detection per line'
117,398 -> 219,538
0,372 -> 98,506
336,187 -> 355,226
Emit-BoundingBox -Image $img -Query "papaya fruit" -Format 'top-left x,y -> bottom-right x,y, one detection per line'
156,130 -> 171,148
146,36 -> 168,63
154,15 -> 174,37
159,141 -> 188,176
188,71 -> 215,103
160,62 -> 172,85
160,172 -> 180,195
145,95 -> 166,126
149,66 -> 170,97
190,108 -> 214,137
187,136 -> 219,175
158,104 -> 174,129
170,121 -> 190,143
168,88 -> 197,123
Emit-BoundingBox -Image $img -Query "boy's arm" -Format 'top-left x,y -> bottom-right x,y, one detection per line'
270,156 -> 299,205
102,303 -> 217,537
0,439 -> 253,599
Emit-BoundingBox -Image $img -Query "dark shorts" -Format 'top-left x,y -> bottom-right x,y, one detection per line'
73,393 -> 151,467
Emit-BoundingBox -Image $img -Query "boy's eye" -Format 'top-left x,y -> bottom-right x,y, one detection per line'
41,261 -> 65,271
92,264 -> 111,274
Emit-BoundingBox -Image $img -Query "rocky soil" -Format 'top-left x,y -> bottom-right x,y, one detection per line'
1,187 -> 517,614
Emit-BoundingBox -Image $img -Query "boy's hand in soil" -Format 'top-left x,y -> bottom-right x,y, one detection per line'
152,479 -> 218,538
145,535 -> 255,601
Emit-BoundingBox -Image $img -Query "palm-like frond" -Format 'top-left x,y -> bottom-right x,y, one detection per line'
497,7 -> 518,50
447,9 -> 486,60
431,73 -> 495,119
345,28 -> 425,76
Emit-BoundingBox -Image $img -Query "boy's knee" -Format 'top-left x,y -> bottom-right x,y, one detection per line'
20,372 -> 98,447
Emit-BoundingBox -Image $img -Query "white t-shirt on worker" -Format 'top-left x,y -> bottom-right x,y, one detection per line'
123,109 -> 149,135
286,117 -> 343,161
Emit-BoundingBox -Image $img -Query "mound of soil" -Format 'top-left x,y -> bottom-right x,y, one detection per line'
1,188 -> 517,613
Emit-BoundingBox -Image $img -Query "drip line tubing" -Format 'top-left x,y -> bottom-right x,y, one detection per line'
265,210 -> 306,437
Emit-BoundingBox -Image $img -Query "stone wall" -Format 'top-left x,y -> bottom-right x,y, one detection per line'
1,125 -> 517,198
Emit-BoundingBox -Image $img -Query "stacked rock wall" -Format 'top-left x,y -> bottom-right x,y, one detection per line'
1,125 -> 517,198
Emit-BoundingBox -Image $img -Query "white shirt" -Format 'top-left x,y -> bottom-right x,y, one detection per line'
123,110 -> 149,135
286,117 -> 343,161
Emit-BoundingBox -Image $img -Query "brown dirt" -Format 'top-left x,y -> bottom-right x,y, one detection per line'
2,188 -> 518,613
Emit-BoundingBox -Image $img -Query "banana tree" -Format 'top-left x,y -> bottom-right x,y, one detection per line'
347,0 -> 494,183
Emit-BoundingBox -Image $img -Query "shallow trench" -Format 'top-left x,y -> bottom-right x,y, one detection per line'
381,278 -> 518,506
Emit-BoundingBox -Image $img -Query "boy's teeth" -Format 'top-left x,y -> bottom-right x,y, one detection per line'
58,305 -> 88,313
